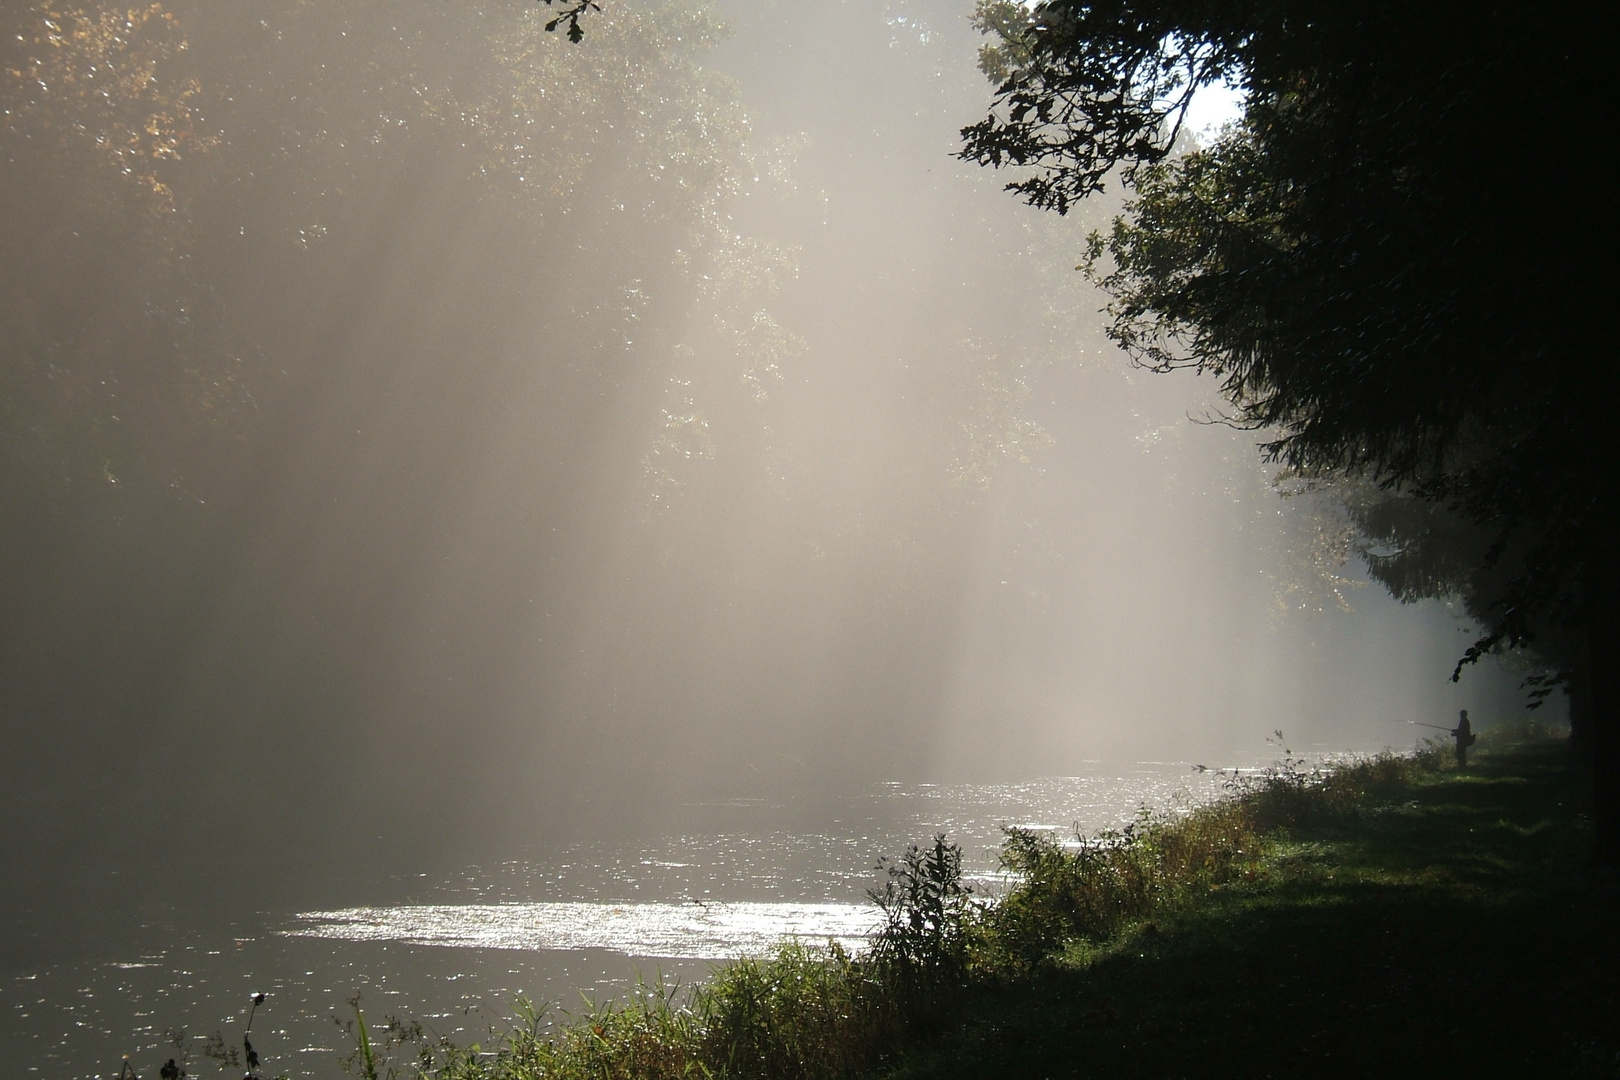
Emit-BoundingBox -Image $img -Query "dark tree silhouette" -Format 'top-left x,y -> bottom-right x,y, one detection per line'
961,0 -> 1617,858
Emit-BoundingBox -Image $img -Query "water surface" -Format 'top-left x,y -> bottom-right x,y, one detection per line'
3,765 -> 1232,1078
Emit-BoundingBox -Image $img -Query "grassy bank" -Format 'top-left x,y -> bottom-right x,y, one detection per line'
350,729 -> 1619,1079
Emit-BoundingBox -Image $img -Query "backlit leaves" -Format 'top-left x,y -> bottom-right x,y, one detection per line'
464,3 -> 743,217
4,3 -> 216,209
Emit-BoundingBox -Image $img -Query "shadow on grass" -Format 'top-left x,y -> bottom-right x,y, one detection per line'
895,741 -> 1620,1079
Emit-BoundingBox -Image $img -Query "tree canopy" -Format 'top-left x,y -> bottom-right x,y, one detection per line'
961,0 -> 1616,852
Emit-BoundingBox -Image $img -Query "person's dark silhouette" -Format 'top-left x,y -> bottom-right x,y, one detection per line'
1451,709 -> 1476,767
159,1058 -> 180,1080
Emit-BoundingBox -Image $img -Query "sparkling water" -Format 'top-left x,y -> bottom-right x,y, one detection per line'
3,765 -> 1232,1078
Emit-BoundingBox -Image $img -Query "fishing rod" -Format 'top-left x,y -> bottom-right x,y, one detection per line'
246,991 -> 265,1034
244,992 -> 266,1073
1407,721 -> 1455,732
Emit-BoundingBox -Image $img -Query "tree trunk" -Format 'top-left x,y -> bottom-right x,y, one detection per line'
1568,665 -> 1592,765
1588,553 -> 1620,866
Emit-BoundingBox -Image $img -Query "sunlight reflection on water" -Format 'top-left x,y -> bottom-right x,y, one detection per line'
291,901 -> 880,959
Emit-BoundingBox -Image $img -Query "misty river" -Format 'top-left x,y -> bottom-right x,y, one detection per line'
4,764 -> 1269,1077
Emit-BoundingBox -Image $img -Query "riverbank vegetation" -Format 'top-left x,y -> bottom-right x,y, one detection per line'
331,726 -> 1615,1079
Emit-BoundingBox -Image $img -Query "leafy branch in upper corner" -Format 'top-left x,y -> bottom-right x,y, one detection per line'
537,0 -> 601,43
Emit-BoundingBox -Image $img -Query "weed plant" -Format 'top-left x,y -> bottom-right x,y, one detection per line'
332,738 -> 1470,1080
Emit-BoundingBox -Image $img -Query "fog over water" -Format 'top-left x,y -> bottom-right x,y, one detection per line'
1,0 -> 1523,998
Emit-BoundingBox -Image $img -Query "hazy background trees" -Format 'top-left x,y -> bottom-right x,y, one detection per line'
2,0 -> 789,943
0,0 -> 1524,961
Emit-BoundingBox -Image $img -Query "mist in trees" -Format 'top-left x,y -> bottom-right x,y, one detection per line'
0,0 -> 1524,958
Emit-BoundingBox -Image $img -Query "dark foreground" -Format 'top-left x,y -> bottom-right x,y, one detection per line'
899,738 -> 1620,1079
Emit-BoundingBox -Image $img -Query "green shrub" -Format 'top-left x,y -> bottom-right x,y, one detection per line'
983,797 -> 1264,969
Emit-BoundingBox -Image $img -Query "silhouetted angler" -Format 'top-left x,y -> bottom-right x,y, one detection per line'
1451,710 -> 1476,767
